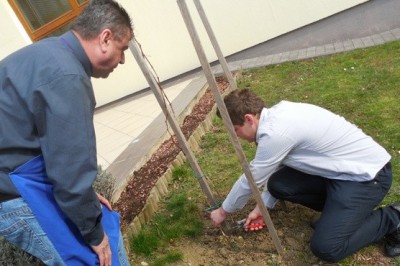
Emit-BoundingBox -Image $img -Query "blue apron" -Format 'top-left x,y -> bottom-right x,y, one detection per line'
9,155 -> 121,265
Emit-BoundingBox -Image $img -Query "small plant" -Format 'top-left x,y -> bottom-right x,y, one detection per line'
94,165 -> 116,199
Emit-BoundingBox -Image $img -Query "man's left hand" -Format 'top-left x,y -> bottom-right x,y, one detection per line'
96,193 -> 112,210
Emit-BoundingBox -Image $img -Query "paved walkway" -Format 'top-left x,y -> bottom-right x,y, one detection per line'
94,0 -> 400,200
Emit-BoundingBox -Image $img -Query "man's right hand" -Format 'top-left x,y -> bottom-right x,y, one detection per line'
91,234 -> 111,266
245,204 -> 265,230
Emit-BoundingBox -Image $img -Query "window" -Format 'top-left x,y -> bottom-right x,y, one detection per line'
8,0 -> 89,42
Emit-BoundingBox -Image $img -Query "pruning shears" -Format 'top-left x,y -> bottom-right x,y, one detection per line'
232,218 -> 247,230
231,216 -> 266,231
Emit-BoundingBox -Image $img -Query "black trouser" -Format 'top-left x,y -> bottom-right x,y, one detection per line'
267,163 -> 398,262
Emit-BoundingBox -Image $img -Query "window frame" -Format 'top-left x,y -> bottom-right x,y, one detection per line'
8,0 -> 89,42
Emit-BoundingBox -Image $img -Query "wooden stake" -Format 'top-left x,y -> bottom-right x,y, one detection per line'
193,0 -> 237,90
177,0 -> 283,254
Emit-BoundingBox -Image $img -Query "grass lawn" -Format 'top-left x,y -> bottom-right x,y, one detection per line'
129,40 -> 400,265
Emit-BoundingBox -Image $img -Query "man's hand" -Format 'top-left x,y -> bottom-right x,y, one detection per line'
91,234 -> 112,266
244,204 -> 265,230
245,204 -> 262,226
96,192 -> 112,210
210,206 -> 228,226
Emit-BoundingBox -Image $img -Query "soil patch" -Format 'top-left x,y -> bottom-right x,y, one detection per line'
172,201 -> 392,265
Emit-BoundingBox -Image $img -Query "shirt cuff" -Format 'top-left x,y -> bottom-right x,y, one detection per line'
222,198 -> 237,213
261,191 -> 278,209
82,214 -> 105,246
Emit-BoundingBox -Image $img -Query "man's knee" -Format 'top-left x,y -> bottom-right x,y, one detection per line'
267,175 -> 290,199
267,176 -> 280,199
310,235 -> 345,263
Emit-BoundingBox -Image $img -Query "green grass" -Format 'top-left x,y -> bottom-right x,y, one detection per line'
128,40 -> 400,265
129,168 -> 205,265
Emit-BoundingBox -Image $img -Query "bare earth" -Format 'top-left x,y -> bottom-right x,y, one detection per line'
171,201 -> 393,265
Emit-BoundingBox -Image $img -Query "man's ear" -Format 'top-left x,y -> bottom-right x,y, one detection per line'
99,29 -> 112,52
243,114 -> 255,124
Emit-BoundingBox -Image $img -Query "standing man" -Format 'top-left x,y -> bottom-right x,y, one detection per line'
210,88 -> 400,262
0,0 -> 133,265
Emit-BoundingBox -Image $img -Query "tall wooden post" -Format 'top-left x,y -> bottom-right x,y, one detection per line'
193,0 -> 238,90
177,0 -> 283,254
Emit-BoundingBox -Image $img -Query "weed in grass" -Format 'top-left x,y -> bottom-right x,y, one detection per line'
171,167 -> 190,182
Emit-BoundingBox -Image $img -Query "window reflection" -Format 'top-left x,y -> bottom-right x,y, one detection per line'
14,0 -> 72,30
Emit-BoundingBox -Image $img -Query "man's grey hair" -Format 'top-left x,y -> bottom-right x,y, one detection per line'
71,0 -> 133,41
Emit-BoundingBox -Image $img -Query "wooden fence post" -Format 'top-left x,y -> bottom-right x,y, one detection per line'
177,0 -> 283,254
193,0 -> 238,90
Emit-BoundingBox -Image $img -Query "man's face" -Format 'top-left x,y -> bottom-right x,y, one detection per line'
233,114 -> 258,142
92,29 -> 132,78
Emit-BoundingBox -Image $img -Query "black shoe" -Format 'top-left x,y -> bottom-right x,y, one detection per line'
385,228 -> 400,257
385,204 -> 400,257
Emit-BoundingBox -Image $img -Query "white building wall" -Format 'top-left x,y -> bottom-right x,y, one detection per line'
1,0 -> 367,107
0,0 -> 31,55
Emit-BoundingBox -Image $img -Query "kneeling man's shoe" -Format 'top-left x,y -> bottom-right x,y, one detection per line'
385,204 -> 400,257
385,228 -> 400,257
